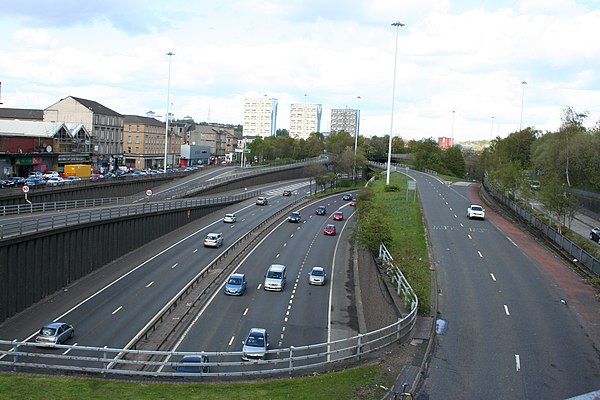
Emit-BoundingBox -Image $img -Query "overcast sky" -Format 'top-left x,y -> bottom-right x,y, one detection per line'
1,0 -> 599,142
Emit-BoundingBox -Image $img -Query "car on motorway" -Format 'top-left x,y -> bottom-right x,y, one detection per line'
173,355 -> 210,373
288,211 -> 301,223
349,199 -> 357,206
324,224 -> 336,236
283,190 -> 292,196
224,273 -> 247,296
241,327 -> 269,361
467,204 -> 486,220
223,213 -> 237,223
35,322 -> 74,346
342,193 -> 353,201
263,264 -> 286,291
203,232 -> 223,248
590,227 -> 600,244
4,177 -> 26,187
256,196 -> 268,206
46,177 -> 65,187
308,266 -> 326,285
315,205 -> 327,215
333,211 -> 344,221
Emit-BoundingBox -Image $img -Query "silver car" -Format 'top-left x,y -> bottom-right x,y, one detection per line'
308,266 -> 326,285
204,233 -> 223,248
242,327 -> 268,361
223,213 -> 237,223
35,322 -> 74,346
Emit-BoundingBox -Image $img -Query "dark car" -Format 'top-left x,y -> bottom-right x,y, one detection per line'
35,322 -> 74,346
4,177 -> 26,187
174,355 -> 209,373
283,190 -> 292,196
590,227 -> 600,244
25,177 -> 45,187
315,206 -> 327,215
342,193 -> 353,201
288,212 -> 301,223
0,179 -> 7,188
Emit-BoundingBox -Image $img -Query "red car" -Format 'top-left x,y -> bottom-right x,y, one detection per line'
349,199 -> 356,206
324,224 -> 336,235
333,211 -> 344,221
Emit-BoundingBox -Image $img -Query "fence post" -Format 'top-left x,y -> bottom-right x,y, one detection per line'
289,346 -> 294,375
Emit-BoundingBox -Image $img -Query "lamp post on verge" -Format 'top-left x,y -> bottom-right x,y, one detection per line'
490,116 -> 495,140
353,95 -> 361,181
451,110 -> 455,141
519,81 -> 527,131
386,21 -> 404,185
164,51 -> 174,172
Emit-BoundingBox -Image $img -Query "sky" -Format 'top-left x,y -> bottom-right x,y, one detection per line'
1,0 -> 599,142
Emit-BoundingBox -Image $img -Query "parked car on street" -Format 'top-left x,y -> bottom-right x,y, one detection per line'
43,171 -> 59,179
64,176 -> 82,183
46,177 -> 65,187
89,174 -> 104,182
35,322 -> 74,346
4,177 -> 26,187
25,177 -> 45,187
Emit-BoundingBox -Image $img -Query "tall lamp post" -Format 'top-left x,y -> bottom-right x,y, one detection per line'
490,116 -> 495,140
163,51 -> 174,172
451,110 -> 455,141
519,81 -> 527,131
386,21 -> 404,185
353,95 -> 361,181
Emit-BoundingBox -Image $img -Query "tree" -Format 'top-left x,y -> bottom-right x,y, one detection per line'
276,128 -> 289,137
538,173 -> 580,233
442,146 -> 466,178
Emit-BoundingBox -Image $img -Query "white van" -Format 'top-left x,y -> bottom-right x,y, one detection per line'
263,264 -> 286,291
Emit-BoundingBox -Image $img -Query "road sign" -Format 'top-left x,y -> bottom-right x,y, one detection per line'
407,181 -> 416,190
22,185 -> 30,193
235,148 -> 251,153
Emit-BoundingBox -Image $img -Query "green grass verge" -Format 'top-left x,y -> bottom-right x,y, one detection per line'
0,365 -> 382,400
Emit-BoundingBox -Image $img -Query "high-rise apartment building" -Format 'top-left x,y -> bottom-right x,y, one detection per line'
330,108 -> 360,136
243,97 -> 278,137
289,103 -> 322,139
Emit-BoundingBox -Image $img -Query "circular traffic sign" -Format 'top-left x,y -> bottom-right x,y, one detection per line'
145,189 -> 153,197
22,185 -> 30,193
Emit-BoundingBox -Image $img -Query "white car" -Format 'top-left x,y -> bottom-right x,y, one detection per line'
204,232 -> 223,248
223,213 -> 237,223
43,171 -> 59,179
467,205 -> 485,220
46,177 -> 65,187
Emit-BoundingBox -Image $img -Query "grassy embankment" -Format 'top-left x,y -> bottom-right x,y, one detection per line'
0,172 -> 430,399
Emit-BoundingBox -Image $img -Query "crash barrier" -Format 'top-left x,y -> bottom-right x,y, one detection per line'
0,243 -> 418,378
483,177 -> 599,277
0,197 -> 124,217
0,192 -> 259,240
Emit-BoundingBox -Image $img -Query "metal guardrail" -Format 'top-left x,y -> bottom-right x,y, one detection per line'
0,242 -> 418,378
0,191 -> 260,240
0,197 -> 124,217
483,177 -> 600,276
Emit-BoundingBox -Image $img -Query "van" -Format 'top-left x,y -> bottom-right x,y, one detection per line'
263,264 -> 286,291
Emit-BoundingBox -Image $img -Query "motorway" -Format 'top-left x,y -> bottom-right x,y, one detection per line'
0,174 -> 358,373
403,169 -> 600,400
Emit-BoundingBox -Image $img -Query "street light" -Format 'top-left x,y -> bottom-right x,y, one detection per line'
451,110 -> 455,139
386,21 -> 404,185
353,95 -> 361,181
164,51 -> 174,172
519,81 -> 527,131
490,116 -> 495,140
